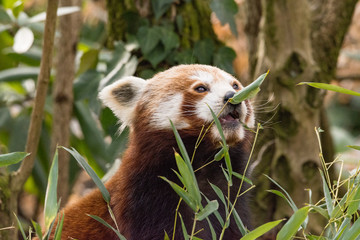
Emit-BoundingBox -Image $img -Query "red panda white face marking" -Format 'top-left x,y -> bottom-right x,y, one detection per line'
99,65 -> 255,144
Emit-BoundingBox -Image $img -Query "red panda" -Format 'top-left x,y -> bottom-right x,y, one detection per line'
48,64 -> 255,239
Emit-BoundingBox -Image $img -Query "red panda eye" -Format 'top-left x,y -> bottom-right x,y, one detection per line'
195,86 -> 208,93
233,83 -> 239,90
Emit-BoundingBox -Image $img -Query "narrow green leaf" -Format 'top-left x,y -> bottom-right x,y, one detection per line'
62,147 -> 110,203
228,200 -> 247,235
0,152 -> 29,167
319,170 -> 333,217
160,176 -> 197,212
308,205 -> 329,219
205,217 -> 217,240
202,193 -> 225,228
54,213 -> 65,240
14,213 -> 27,240
175,152 -> 201,206
347,186 -> 360,216
265,175 -> 298,212
164,230 -> 170,240
230,71 -> 269,104
208,107 -> 232,184
298,82 -> 360,97
178,213 -> 189,240
87,214 -> 126,240
31,220 -> 43,240
241,219 -> 283,240
214,147 -> 225,161
44,150 -> 59,230
276,206 -> 310,240
231,171 -> 253,185
341,216 -> 360,240
347,145 -> 360,151
267,190 -> 297,213
0,67 -> 39,82
197,200 -> 219,221
170,120 -> 191,165
334,217 -> 351,240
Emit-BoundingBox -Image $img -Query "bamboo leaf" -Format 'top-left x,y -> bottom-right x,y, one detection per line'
53,213 -> 65,240
208,107 -> 232,184
62,147 -> 111,203
178,213 -> 190,240
230,71 -> 269,104
347,186 -> 360,216
341,216 -> 360,240
14,213 -> 27,240
319,170 -> 333,217
0,152 -> 29,167
44,150 -> 59,230
231,171 -> 253,185
276,206 -> 310,240
87,214 -> 126,240
298,82 -> 360,97
175,152 -> 201,206
160,176 -> 197,212
241,219 -> 283,240
347,145 -> 360,151
31,220 -> 43,240
197,200 -> 219,221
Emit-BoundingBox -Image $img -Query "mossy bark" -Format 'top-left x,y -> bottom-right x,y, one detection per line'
245,0 -> 357,236
106,0 -> 218,49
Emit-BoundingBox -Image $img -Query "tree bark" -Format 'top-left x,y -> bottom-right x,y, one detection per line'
0,1 -> 59,239
52,0 -> 81,207
245,0 -> 357,236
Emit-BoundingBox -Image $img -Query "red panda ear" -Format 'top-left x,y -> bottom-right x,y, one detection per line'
99,76 -> 147,126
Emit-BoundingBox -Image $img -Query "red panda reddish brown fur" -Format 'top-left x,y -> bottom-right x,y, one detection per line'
47,65 -> 255,240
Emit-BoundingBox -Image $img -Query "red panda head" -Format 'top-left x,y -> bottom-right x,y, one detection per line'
99,65 -> 255,145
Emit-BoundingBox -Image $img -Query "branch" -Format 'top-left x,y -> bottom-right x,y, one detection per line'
12,0 -> 60,192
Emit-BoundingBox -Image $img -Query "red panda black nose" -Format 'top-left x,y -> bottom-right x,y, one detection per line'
224,91 -> 236,104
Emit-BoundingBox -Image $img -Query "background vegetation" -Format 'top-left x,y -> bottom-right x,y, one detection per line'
0,0 -> 360,239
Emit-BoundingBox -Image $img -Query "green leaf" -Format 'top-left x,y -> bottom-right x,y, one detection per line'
264,175 -> 298,212
319,170 -> 333,217
164,231 -> 170,240
137,26 -> 161,55
241,219 -> 283,240
228,200 -> 247,235
276,206 -> 310,240
230,71 -> 269,104
178,213 -> 190,240
87,214 -> 126,240
197,200 -> 219,221
194,39 -> 215,65
77,49 -> 99,75
231,171 -> 253,185
208,106 -> 232,184
62,147 -> 111,203
175,152 -> 201,206
0,67 -> 40,82
54,213 -> 65,240
213,46 -> 236,75
308,205 -> 329,219
210,0 -> 238,36
341,216 -> 360,240
0,152 -> 29,167
31,219 -> 43,240
14,213 -> 27,240
214,147 -> 225,161
347,186 -> 360,216
152,0 -> 174,19
160,176 -> 197,212
267,190 -> 297,213
347,145 -> 360,151
170,120 -> 191,170
334,217 -> 351,240
44,150 -> 59,230
298,82 -> 360,97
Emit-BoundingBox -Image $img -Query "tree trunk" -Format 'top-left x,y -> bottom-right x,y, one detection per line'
245,0 -> 357,236
52,0 -> 81,207
0,1 -> 59,239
